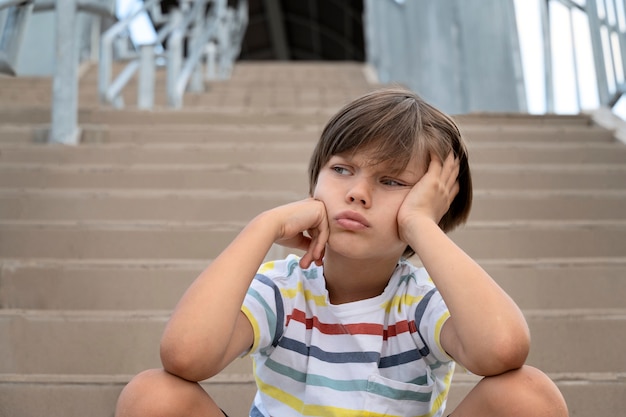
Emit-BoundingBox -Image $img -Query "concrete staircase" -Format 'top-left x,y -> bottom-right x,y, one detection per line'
1,62 -> 625,417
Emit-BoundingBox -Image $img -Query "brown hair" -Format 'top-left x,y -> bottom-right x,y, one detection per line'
308,87 -> 472,257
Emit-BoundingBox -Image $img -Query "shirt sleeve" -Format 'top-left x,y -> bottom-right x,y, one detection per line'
416,288 -> 453,363
241,267 -> 286,356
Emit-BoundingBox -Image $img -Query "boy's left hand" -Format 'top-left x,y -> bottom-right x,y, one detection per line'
397,152 -> 460,242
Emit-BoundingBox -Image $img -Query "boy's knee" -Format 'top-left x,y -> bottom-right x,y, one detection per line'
115,369 -> 199,417
485,366 -> 568,417
115,369 -> 224,417
115,369 -> 171,417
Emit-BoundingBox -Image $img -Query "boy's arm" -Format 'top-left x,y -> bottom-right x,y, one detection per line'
160,199 -> 328,382
398,154 -> 530,376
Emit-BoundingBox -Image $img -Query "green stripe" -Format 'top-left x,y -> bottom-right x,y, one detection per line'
264,358 -> 432,402
248,287 -> 277,341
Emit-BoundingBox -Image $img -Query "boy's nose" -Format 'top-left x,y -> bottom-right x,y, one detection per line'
346,183 -> 371,207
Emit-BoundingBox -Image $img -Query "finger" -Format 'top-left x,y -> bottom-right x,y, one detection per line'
427,152 -> 444,174
450,181 -> 460,202
445,160 -> 460,190
309,222 -> 329,263
441,153 -> 459,187
300,220 -> 328,268
300,238 -> 324,269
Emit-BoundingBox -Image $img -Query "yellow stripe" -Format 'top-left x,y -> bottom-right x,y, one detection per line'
241,305 -> 261,353
382,294 -> 425,313
280,281 -> 326,306
428,366 -> 454,417
434,311 -> 451,358
257,375 -> 407,417
258,261 -> 275,274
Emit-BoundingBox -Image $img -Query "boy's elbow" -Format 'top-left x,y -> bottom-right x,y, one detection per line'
160,337 -> 217,382
473,329 -> 530,376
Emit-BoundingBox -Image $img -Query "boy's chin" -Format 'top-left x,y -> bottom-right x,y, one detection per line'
326,235 -> 404,262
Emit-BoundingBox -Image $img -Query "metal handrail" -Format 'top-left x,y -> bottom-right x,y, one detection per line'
166,0 -> 212,108
99,0 -> 248,110
99,0 -> 159,107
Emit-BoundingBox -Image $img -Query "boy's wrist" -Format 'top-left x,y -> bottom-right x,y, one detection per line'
252,209 -> 285,243
400,215 -> 441,248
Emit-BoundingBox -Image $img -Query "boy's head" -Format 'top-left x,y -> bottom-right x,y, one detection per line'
308,87 -> 472,257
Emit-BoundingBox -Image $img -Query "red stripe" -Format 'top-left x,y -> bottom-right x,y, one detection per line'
287,309 -> 384,336
382,320 -> 418,340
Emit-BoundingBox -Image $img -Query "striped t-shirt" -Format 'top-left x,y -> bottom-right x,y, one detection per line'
241,254 -> 455,417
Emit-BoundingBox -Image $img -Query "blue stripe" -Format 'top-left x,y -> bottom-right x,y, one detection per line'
249,404 -> 264,417
414,288 -> 437,324
413,288 -> 437,356
279,337 -> 380,364
378,348 -> 425,368
254,274 -> 284,347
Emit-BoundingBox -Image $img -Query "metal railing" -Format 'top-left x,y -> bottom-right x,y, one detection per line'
99,0 -> 248,109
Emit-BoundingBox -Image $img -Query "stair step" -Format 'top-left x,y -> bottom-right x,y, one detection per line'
1,189 -> 625,222
0,118 -> 613,144
1,308 -> 623,374
1,258 -> 624,311
86,123 -> 616,144
0,106 -> 341,126
469,142 -> 626,164
1,163 -> 625,190
0,189 -> 299,222
1,141 -> 625,164
1,220 -> 625,260
0,123 -> 323,144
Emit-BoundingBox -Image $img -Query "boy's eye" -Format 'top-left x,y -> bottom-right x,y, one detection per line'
332,166 -> 351,175
381,178 -> 407,187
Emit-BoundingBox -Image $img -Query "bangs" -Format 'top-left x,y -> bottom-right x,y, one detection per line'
311,91 -> 426,185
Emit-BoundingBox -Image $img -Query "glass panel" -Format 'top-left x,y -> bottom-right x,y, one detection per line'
572,9 -> 601,109
551,2 -> 580,113
606,0 -> 617,25
601,26 -> 617,92
611,31 -> 624,83
616,0 -> 626,31
598,0 -> 607,20
514,0 -> 546,113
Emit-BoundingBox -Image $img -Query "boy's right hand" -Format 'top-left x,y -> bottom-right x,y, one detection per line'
270,198 -> 329,268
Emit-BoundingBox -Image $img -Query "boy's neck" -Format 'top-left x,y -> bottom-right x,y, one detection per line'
322,252 -> 400,305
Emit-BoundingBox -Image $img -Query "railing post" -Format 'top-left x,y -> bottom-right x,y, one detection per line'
167,8 -> 183,108
205,41 -> 217,80
188,2 -> 205,93
49,0 -> 80,145
216,0 -> 230,79
138,44 -> 155,109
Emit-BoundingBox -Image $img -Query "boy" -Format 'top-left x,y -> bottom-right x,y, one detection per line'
116,88 -> 568,416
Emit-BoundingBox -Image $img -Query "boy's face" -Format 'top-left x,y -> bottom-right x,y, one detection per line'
313,149 -> 426,262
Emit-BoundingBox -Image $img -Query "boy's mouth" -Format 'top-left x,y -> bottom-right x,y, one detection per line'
335,211 -> 370,230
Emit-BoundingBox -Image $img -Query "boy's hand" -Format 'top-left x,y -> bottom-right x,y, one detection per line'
397,152 -> 460,243
272,198 -> 329,268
